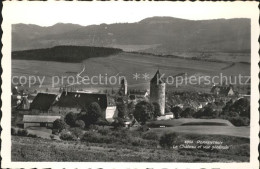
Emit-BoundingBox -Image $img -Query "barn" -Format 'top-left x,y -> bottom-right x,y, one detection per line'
23,115 -> 60,128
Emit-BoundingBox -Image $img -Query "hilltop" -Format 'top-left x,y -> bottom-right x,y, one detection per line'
12,17 -> 250,54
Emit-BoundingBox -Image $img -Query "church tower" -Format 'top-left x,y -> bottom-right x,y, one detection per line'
150,70 -> 166,115
119,77 -> 127,96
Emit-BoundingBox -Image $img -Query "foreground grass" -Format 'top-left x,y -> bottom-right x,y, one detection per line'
12,135 -> 249,162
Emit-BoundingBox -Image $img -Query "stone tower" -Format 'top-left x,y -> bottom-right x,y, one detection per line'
119,77 -> 127,96
150,70 -> 166,115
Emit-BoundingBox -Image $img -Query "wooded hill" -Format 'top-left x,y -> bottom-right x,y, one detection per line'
12,46 -> 123,63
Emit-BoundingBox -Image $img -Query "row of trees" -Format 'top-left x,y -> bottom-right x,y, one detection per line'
170,98 -> 250,126
53,102 -> 107,132
116,100 -> 162,125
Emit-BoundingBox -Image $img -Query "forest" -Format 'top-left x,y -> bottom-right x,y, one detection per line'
12,46 -> 123,63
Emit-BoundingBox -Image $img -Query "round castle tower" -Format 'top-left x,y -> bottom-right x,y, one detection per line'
119,77 -> 127,96
150,70 -> 166,115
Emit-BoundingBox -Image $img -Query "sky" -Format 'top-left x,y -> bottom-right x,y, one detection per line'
3,1 -> 258,26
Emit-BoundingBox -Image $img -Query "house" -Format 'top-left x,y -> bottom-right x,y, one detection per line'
30,93 -> 58,114
211,85 -> 234,96
156,112 -> 174,120
52,92 -> 117,121
23,115 -> 60,128
128,89 -> 148,99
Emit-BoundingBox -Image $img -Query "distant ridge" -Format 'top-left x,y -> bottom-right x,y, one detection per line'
12,16 -> 250,54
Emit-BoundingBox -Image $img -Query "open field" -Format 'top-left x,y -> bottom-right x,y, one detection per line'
146,118 -> 249,138
12,134 -> 249,162
149,126 -> 249,138
12,133 -> 249,162
147,118 -> 234,127
12,52 -> 250,92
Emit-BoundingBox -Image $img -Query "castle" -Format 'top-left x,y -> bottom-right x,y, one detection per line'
119,77 -> 128,96
150,70 -> 166,115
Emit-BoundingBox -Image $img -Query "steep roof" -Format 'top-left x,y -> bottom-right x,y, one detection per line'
30,93 -> 57,111
150,70 -> 165,84
23,115 -> 60,123
55,92 -> 108,110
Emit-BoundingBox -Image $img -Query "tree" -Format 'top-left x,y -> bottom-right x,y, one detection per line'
170,106 -> 182,119
231,98 -> 250,118
181,108 -> 195,118
53,119 -> 67,132
159,132 -> 180,148
64,112 -> 77,127
127,102 -> 135,119
117,103 -> 127,119
202,107 -> 214,117
84,102 -> 103,126
165,106 -> 171,114
133,101 -> 154,125
193,109 -> 203,118
96,118 -> 109,128
111,117 -> 125,128
75,120 -> 85,129
152,102 -> 161,118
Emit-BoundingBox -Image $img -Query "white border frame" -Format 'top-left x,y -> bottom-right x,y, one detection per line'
1,1 -> 259,169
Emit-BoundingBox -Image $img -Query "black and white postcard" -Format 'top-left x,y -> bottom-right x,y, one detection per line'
1,1 -> 259,169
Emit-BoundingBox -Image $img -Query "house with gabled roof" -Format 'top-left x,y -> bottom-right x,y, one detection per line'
52,91 -> 117,121
30,93 -> 58,114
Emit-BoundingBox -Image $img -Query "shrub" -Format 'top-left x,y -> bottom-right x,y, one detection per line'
98,128 -> 110,135
88,124 -> 102,130
70,127 -> 83,138
27,134 -> 37,138
142,132 -> 159,141
53,119 -> 67,132
181,108 -> 195,118
111,117 -> 125,129
84,102 -> 103,126
131,138 -> 147,146
96,118 -> 109,127
117,102 -> 127,118
134,101 -> 155,124
229,117 -> 250,126
171,106 -> 182,119
81,131 -> 115,144
159,132 -> 180,148
60,132 -> 76,141
17,129 -> 28,136
65,112 -> 77,127
75,120 -> 85,129
52,129 -> 59,135
50,134 -> 55,139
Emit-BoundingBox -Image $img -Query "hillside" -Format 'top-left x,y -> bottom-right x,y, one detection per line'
12,17 -> 250,54
12,46 -> 122,63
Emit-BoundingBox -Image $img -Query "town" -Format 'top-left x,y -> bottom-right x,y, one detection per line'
12,69 -> 250,137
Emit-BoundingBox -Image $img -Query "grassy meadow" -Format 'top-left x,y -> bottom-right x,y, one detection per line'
12,52 -> 250,92
12,131 -> 249,162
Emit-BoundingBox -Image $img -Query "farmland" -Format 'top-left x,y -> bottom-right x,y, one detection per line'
12,132 -> 249,162
12,51 -> 250,92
